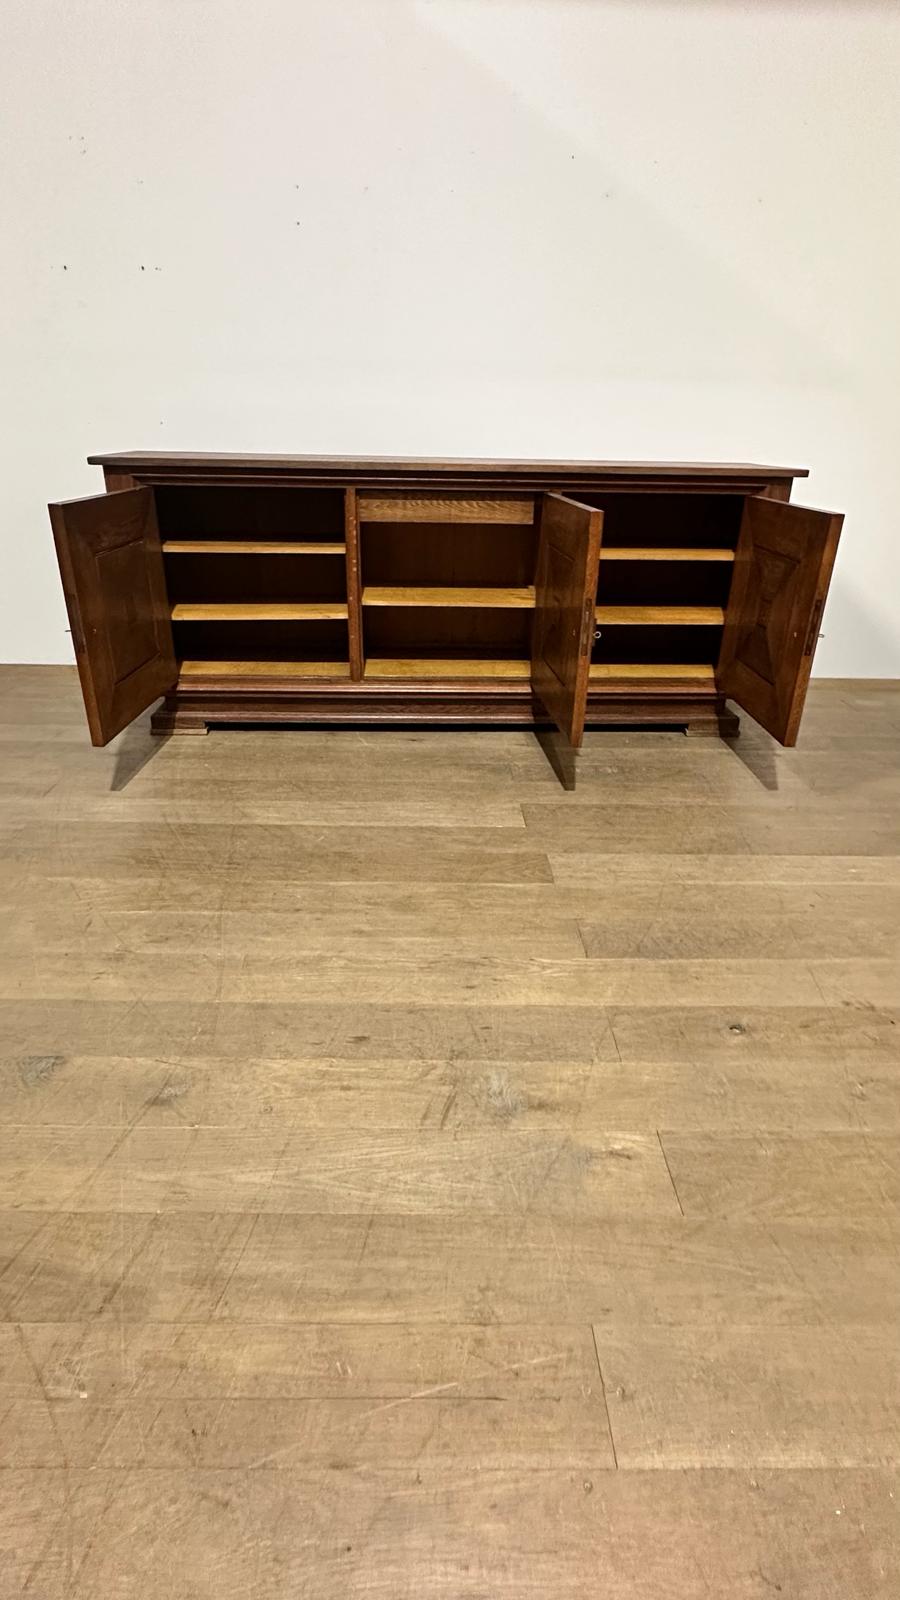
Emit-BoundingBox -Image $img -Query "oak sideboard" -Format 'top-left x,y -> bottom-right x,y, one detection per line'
49,452 -> 843,750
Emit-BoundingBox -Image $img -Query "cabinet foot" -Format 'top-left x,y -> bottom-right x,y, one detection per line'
151,700 -> 208,736
151,720 -> 209,736
684,707 -> 740,738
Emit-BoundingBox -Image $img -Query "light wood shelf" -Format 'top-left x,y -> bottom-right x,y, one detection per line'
163,541 -> 346,555
172,602 -> 348,621
179,660 -> 349,679
590,662 -> 716,680
600,547 -> 734,562
363,586 -> 535,609
365,658 -> 531,680
595,605 -> 725,626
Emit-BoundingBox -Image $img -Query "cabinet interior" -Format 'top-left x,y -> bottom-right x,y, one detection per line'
158,485 -> 742,683
159,486 -> 350,678
155,486 -> 345,543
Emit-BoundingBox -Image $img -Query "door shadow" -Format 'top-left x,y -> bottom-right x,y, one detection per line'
721,722 -> 782,790
534,726 -> 577,790
109,714 -> 171,791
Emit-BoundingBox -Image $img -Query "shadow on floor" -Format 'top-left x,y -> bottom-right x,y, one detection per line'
534,728 -> 577,791
722,726 -> 782,792
109,718 -> 170,792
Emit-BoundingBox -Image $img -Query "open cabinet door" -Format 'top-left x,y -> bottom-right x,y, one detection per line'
531,492 -> 604,747
50,488 -> 177,747
718,496 -> 843,747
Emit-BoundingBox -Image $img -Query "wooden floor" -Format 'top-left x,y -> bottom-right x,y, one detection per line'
1,666 -> 899,1598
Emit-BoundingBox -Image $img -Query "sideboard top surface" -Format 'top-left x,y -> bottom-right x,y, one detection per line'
88,451 -> 808,486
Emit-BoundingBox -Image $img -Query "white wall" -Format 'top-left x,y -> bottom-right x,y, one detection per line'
2,0 -> 899,673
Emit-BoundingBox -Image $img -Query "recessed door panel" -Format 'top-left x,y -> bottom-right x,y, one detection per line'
717,496 -> 842,745
50,488 -> 176,746
531,493 -> 604,747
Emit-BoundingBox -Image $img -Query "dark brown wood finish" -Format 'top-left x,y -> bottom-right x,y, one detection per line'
89,451 -> 807,480
101,470 -> 138,493
344,489 -> 364,681
88,453 -> 807,496
49,488 -> 176,747
531,494 -> 604,747
46,455 -> 840,750
152,681 -> 737,737
718,498 -> 843,746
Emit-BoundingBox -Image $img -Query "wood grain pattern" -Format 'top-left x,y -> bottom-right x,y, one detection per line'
660,1131 -> 900,1222
600,547 -> 735,561
171,602 -> 348,620
5,1208 -> 900,1327
1,666 -> 899,1598
8,1050 -> 900,1135
589,662 -> 715,680
49,488 -> 176,746
162,541 -> 347,554
344,487 -> 364,681
87,450 -> 809,484
179,661 -> 350,679
362,586 -> 536,608
531,492 -> 603,747
50,460 -> 839,748
2,1466 -> 897,1597
595,604 -> 725,625
0,1126 -> 678,1216
718,496 -> 843,746
357,493 -> 534,524
365,658 -> 531,679
599,1325 -> 900,1467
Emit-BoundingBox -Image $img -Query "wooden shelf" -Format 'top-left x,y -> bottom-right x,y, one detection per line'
590,662 -> 716,681
163,541 -> 346,555
171,603 -> 348,621
179,660 -> 349,679
363,586 -> 535,609
365,658 -> 531,680
600,547 -> 734,562
595,605 -> 725,626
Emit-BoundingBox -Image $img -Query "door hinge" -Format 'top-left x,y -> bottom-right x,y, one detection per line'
63,597 -> 85,656
803,597 -> 825,655
580,596 -> 595,655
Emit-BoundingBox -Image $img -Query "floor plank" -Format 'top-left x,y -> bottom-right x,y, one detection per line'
1,1467 -> 897,1597
598,1325 -> 900,1467
0,1126 -> 679,1218
0,820 -> 553,884
1,1317 -> 613,1470
7,1050 -> 899,1133
0,997 -> 618,1062
660,1131 -> 900,1222
4,1210 -> 899,1327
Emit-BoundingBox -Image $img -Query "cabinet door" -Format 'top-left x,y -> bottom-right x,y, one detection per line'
531,492 -> 604,747
717,496 -> 843,746
49,488 -> 176,747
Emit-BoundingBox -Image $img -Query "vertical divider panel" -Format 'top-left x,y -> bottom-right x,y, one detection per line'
344,487 -> 364,680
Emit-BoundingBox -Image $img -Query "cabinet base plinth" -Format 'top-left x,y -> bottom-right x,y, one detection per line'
151,685 -> 740,739
151,701 -> 209,736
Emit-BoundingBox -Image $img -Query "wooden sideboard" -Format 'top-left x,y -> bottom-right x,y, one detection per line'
49,452 -> 843,750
